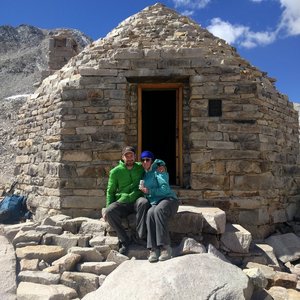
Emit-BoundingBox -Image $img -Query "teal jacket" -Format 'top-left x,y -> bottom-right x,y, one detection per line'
142,159 -> 177,205
106,161 -> 144,207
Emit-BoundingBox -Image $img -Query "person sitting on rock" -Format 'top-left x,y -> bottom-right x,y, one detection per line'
138,150 -> 179,262
103,146 -> 150,255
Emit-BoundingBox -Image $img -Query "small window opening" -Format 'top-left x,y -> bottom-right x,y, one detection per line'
54,38 -> 67,48
209,99 -> 222,117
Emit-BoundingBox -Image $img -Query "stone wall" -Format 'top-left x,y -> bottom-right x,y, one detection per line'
184,69 -> 300,238
15,3 -> 300,238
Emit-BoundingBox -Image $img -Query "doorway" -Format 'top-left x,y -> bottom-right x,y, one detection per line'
138,84 -> 182,185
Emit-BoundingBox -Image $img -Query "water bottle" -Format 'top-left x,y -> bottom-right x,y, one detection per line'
139,180 -> 144,189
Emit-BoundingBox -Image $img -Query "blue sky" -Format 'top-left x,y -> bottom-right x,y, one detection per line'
1,0 -> 299,103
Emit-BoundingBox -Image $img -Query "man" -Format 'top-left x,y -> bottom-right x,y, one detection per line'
103,146 -> 150,255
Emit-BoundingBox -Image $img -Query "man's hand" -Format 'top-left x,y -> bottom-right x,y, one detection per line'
102,212 -> 107,221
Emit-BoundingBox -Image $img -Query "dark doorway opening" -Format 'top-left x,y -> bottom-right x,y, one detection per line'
141,90 -> 177,185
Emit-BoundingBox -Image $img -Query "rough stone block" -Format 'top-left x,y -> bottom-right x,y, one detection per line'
77,261 -> 118,276
68,246 -> 103,262
265,233 -> 300,263
200,206 -> 226,234
273,272 -> 298,289
52,232 -> 79,251
18,270 -> 60,285
169,206 -> 203,234
60,271 -> 99,298
221,223 -> 252,253
52,253 -> 81,272
16,282 -> 77,299
16,245 -> 66,263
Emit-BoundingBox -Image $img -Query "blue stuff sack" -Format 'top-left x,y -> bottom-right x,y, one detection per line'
0,194 -> 31,224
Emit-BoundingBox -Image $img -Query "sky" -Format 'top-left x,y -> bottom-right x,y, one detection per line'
1,0 -> 299,103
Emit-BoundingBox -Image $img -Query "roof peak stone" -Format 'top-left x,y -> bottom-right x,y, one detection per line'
90,2 -> 220,51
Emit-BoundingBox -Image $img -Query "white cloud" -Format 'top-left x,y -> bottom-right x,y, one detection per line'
171,0 -> 211,10
207,18 -> 246,45
171,0 -> 300,48
181,10 -> 195,16
241,31 -> 277,48
207,18 -> 276,48
278,0 -> 300,35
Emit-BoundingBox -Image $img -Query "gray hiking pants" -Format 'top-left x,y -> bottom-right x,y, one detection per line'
146,198 -> 179,249
105,197 -> 150,245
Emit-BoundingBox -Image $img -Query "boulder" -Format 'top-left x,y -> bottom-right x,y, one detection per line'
83,253 -> 253,300
0,235 -> 16,300
265,233 -> 300,263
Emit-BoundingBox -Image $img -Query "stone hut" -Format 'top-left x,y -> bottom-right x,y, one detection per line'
15,3 -> 300,238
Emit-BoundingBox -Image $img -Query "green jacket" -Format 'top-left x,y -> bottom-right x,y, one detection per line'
106,160 -> 144,207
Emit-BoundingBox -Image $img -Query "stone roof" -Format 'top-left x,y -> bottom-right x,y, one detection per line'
67,2 -> 251,71
30,1 -> 277,99
104,2 -> 218,48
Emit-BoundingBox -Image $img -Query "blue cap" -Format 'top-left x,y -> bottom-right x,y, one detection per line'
141,150 -> 155,160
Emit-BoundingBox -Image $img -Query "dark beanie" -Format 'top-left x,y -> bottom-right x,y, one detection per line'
141,150 -> 155,160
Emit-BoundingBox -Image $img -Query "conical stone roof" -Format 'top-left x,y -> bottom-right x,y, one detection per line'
62,2 -> 251,74
32,2 -> 270,97
104,2 -> 221,48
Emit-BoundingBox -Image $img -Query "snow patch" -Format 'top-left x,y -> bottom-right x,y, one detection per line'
4,94 -> 31,101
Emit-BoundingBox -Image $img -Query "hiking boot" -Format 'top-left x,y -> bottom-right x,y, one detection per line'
148,249 -> 160,263
159,245 -> 172,261
119,242 -> 129,255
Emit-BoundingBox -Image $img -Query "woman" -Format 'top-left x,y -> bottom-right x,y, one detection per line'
139,150 -> 179,263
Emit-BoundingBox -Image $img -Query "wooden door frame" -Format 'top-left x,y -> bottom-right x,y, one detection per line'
137,83 -> 183,186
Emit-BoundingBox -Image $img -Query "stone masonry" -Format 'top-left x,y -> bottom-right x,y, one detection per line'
15,3 -> 300,238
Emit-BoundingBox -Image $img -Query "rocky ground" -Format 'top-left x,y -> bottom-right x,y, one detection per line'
0,207 -> 300,299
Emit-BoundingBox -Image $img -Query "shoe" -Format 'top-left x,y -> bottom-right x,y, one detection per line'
119,243 -> 129,255
159,245 -> 172,261
148,249 -> 160,263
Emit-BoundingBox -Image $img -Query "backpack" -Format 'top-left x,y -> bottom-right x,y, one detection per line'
0,194 -> 31,224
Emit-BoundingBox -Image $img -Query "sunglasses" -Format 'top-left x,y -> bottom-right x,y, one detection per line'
141,158 -> 151,162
